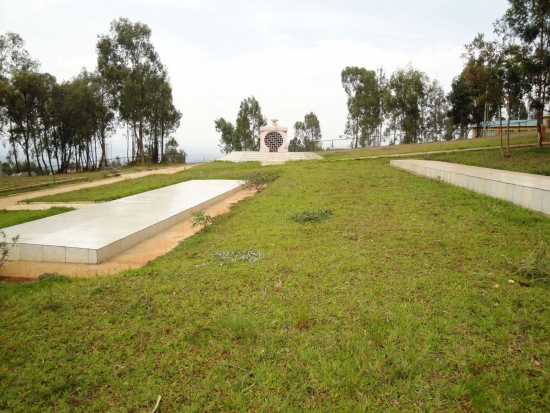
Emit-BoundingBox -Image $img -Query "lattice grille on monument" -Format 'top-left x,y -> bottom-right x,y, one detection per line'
264,132 -> 283,152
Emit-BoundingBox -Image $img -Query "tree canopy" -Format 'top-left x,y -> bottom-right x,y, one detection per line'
0,20 -> 183,176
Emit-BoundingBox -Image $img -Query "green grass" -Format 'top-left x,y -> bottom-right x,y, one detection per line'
0,207 -> 74,229
1,159 -> 550,411
421,145 -> 550,175
26,162 -> 270,203
0,163 -> 185,197
319,131 -> 543,160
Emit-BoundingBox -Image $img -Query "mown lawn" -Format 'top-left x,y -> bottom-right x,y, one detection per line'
1,159 -> 550,412
0,163 -> 181,197
26,162 -> 270,203
318,131 -> 543,160
421,145 -> 550,176
0,207 -> 74,229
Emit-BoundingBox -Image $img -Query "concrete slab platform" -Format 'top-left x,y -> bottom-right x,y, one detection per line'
217,151 -> 323,163
2,180 -> 242,264
0,189 -> 255,281
390,159 -> 550,215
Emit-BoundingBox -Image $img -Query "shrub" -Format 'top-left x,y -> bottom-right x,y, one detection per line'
0,230 -> 20,270
241,171 -> 278,191
287,208 -> 334,223
191,211 -> 213,228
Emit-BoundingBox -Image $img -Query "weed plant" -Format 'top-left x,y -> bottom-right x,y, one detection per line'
288,208 -> 333,223
191,211 -> 213,228
518,243 -> 550,284
212,248 -> 264,264
241,170 -> 279,191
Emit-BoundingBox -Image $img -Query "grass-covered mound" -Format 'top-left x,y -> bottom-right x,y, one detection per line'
1,159 -> 550,412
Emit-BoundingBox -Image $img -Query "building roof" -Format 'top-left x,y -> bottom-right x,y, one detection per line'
483,119 -> 537,127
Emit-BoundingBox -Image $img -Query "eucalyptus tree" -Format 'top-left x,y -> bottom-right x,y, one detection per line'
88,71 -> 116,168
48,80 -> 76,173
0,69 -> 51,176
447,74 -> 475,139
214,117 -> 235,154
163,137 -> 186,163
418,79 -> 448,142
233,96 -> 267,151
384,65 -> 428,144
497,0 -> 550,147
341,67 -> 384,147
0,32 -> 39,172
499,45 -> 531,155
97,18 -> 165,165
144,74 -> 181,163
0,32 -> 38,79
463,34 -> 505,144
290,112 -> 322,151
214,97 -> 266,153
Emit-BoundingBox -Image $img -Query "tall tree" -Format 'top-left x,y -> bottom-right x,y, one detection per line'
0,69 -> 50,176
0,32 -> 38,79
214,117 -> 235,154
384,65 -> 427,144
497,0 -> 550,147
97,18 -> 165,165
290,112 -> 322,151
231,96 -> 266,151
341,67 -> 384,147
0,32 -> 39,172
500,45 -> 531,155
447,74 -> 475,139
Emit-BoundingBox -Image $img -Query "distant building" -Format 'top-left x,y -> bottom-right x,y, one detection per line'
471,116 -> 549,139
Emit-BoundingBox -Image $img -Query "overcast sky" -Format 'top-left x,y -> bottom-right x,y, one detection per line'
0,0 -> 509,162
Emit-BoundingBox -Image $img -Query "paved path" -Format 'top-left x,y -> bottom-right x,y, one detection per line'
391,159 -> 550,215
0,164 -> 197,210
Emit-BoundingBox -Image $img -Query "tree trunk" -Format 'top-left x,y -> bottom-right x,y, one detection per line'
499,105 -> 504,159
506,116 -> 511,157
139,116 -> 145,166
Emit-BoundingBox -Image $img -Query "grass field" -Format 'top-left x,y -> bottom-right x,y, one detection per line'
0,207 -> 74,229
26,162 -> 271,203
0,163 -> 186,197
421,145 -> 550,176
1,158 -> 550,412
318,131 -> 544,160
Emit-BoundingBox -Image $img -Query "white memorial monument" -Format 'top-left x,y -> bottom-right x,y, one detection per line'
218,117 -> 323,163
259,119 -> 288,153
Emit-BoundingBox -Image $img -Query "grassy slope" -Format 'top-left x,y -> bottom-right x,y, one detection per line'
318,132 -> 543,160
421,145 -> 550,175
1,159 -> 549,412
26,162 -> 268,203
0,207 -> 74,229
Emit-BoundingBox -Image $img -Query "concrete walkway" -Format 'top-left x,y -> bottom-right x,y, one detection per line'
391,159 -> 550,214
0,164 -> 196,210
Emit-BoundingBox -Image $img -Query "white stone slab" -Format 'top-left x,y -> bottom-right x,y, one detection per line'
390,160 -> 550,216
3,180 -> 242,264
217,151 -> 323,163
